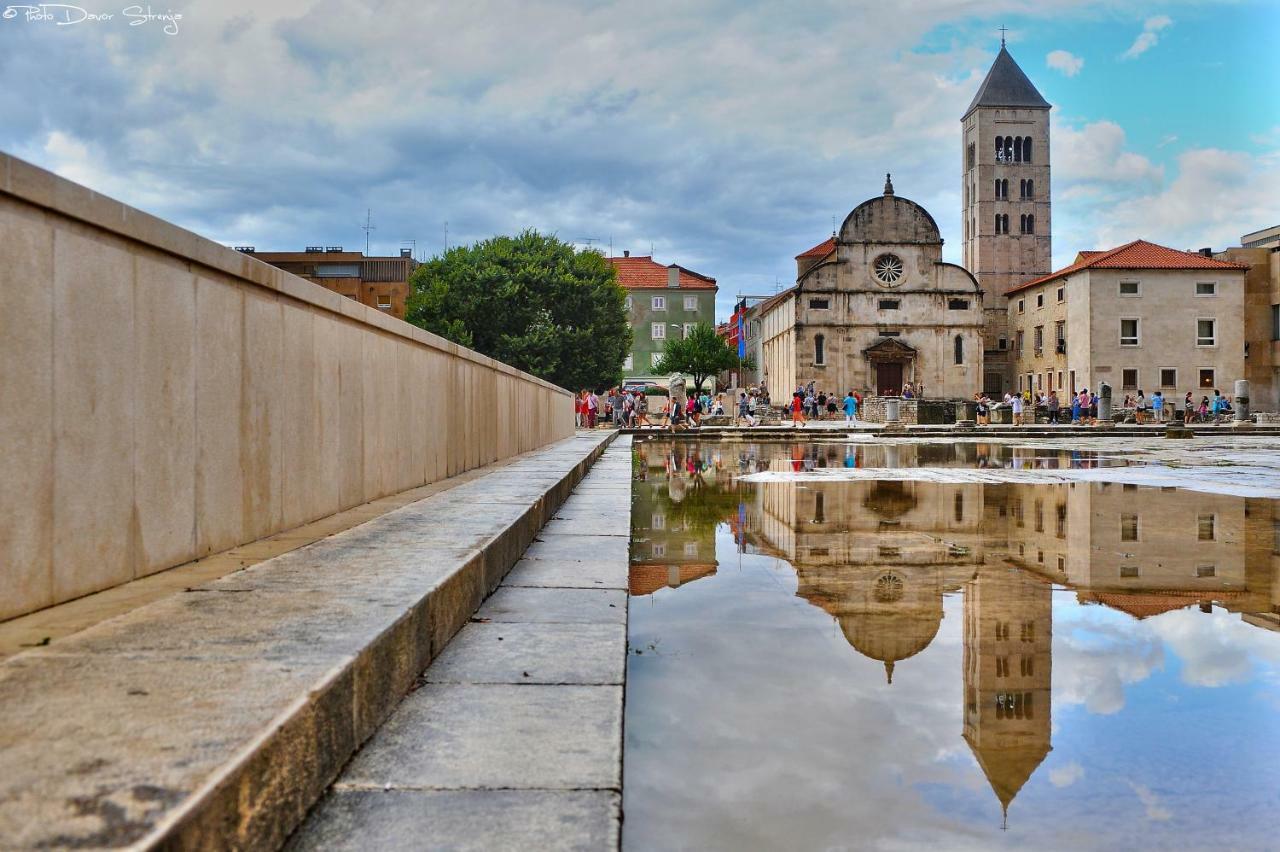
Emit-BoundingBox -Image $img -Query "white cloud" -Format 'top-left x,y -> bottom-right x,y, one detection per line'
1046,49 -> 1084,77
1122,15 -> 1174,60
1128,782 -> 1173,821
1049,761 -> 1085,787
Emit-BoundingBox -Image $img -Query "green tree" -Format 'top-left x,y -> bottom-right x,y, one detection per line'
653,322 -> 755,394
405,230 -> 631,391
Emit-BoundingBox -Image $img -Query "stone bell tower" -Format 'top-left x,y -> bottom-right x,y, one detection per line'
961,37 -> 1052,394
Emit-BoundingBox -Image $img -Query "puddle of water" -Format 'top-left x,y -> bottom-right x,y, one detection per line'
624,440 -> 1280,851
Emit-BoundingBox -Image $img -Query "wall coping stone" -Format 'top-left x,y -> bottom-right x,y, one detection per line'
0,151 -> 568,397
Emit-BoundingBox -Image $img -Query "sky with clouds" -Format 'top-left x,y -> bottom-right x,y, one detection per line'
2,0 -> 1277,319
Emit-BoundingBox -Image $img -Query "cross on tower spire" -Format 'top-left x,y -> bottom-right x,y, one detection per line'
998,25 -> 1008,47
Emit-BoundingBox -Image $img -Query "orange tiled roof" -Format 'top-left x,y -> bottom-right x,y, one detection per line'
628,563 -> 718,596
796,237 -> 836,259
1008,240 -> 1249,295
607,256 -> 717,290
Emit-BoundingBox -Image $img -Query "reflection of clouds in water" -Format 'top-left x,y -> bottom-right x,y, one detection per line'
1149,610 -> 1280,688
1049,761 -> 1084,788
1053,617 -> 1164,715
1128,782 -> 1173,822
627,561 -> 988,850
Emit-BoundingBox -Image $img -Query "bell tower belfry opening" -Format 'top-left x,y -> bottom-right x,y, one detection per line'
961,39 -> 1052,395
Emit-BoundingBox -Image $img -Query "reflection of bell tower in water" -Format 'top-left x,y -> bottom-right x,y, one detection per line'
963,565 -> 1053,825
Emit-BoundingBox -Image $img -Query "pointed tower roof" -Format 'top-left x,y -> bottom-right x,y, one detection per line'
964,735 -> 1052,818
963,46 -> 1050,118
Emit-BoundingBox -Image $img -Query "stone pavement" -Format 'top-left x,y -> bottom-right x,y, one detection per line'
0,433 -> 614,850
289,437 -> 633,851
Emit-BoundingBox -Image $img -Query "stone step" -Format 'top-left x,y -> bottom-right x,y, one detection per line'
287,439 -> 633,851
0,433 -> 617,850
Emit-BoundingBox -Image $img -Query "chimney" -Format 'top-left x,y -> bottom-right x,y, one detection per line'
1199,247 -> 1213,257
623,250 -> 630,257
667,266 -> 680,288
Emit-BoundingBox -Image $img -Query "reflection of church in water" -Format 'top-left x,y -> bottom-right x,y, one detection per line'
759,477 -> 1052,821
627,440 -> 1280,821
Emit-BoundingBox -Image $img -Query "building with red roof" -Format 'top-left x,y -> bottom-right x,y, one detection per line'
1005,239 -> 1248,400
607,252 -> 718,385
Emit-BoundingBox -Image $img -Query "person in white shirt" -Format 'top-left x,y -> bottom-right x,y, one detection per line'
1010,392 -> 1024,425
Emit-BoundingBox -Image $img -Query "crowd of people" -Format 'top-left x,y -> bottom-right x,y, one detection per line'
972,387 -> 1237,426
577,382 -> 1240,430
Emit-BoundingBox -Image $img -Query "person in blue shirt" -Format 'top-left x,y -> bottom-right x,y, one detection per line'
843,390 -> 858,425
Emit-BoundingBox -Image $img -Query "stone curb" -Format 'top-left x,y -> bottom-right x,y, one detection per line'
0,432 -> 616,850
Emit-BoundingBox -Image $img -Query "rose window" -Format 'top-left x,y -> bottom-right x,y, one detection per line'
873,572 -> 905,603
873,254 -> 904,286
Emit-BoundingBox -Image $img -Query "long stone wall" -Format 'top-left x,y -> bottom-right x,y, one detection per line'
0,152 -> 575,620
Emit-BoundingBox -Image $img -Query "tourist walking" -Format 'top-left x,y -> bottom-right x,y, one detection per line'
1152,390 -> 1164,423
1010,391 -> 1024,425
737,392 -> 757,427
1135,391 -> 1148,424
1047,391 -> 1060,424
634,391 -> 652,428
843,390 -> 859,424
791,391 -> 807,428
586,390 -> 599,428
976,393 -> 990,426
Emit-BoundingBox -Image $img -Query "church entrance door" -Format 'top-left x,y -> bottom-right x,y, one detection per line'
875,362 -> 904,396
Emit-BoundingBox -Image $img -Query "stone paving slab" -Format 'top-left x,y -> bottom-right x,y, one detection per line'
504,556 -> 629,590
539,517 -> 631,537
424,622 -> 625,684
0,432 -> 615,850
522,535 -> 630,564
336,683 -> 623,790
289,436 -> 633,850
287,789 -> 621,852
477,586 -> 627,624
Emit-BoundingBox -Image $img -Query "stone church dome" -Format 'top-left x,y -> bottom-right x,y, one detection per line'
838,174 -> 942,246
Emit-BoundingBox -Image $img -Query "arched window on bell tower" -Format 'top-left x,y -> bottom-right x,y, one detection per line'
995,136 -> 1004,162
1027,214 -> 1035,234
1027,178 -> 1034,198
954,334 -> 964,365
1024,138 -> 1033,163
814,334 -> 825,366
1014,137 -> 1023,163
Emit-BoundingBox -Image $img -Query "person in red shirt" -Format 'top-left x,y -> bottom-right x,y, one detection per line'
791,391 -> 806,428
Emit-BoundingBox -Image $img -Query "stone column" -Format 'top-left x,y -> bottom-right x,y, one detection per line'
1234,379 -> 1250,423
1096,382 -> 1113,428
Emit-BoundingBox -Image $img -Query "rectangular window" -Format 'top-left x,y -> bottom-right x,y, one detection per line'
1119,281 -> 1140,297
683,542 -> 698,557
809,298 -> 830,310
1015,330 -> 1024,351
623,354 -> 633,370
1199,368 -> 1215,388
879,299 -> 900,310
651,323 -> 666,340
376,295 -> 392,309
1156,368 -> 1174,387
1056,286 -> 1065,303
1017,299 -> 1025,313
1195,282 -> 1216,296
683,323 -> 695,339
1198,514 -> 1216,541
1120,318 -> 1139,347
1121,513 -> 1139,542
624,296 -> 633,310
1120,565 -> 1140,578
998,337 -> 1007,350
1036,294 -> 1044,308
651,351 -> 664,368
1033,326 -> 1044,352
651,543 -> 665,558
652,513 -> 665,530
948,298 -> 970,310
1196,565 -> 1217,578
651,296 -> 666,311
1273,304 -> 1280,341
1122,369 -> 1138,389
683,296 -> 698,310
1197,318 -> 1216,347
879,329 -> 901,337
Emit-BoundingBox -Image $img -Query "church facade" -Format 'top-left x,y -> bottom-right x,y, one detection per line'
758,176 -> 985,398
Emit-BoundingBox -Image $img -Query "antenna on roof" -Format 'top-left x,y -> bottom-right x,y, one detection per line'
362,208 -> 376,255
998,24 -> 1008,47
